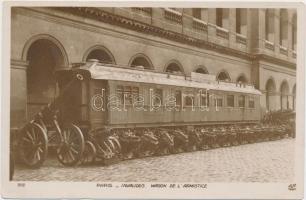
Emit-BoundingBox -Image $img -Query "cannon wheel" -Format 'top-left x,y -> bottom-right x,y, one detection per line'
80,141 -> 97,165
108,136 -> 122,154
56,124 -> 85,166
18,123 -> 48,168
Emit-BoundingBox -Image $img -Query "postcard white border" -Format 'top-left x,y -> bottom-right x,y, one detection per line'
1,0 -> 305,199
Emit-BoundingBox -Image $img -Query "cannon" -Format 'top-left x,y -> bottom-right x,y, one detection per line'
16,71 -> 87,168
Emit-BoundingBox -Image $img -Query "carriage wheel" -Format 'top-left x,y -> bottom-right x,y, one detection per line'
95,139 -> 115,159
108,136 -> 122,154
56,124 -> 85,166
18,123 -> 48,168
81,141 -> 96,165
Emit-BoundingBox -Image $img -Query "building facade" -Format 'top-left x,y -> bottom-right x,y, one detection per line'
10,7 -> 297,127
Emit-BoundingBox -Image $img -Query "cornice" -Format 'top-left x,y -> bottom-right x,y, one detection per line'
254,54 -> 296,70
16,7 -> 296,70
54,7 -> 256,61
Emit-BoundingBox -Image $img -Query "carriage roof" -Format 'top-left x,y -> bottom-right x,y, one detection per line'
76,61 -> 261,95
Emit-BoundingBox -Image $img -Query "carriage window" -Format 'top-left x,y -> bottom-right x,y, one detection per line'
116,85 -> 139,104
200,92 -> 210,107
124,86 -> 133,104
132,87 -> 139,101
215,98 -> 223,107
116,86 -> 124,103
175,90 -> 182,106
185,95 -> 194,106
227,95 -> 234,107
238,95 -> 245,107
249,98 -> 255,108
152,88 -> 163,104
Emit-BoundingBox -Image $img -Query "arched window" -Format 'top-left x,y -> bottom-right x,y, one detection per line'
292,13 -> 297,50
280,9 -> 288,46
129,54 -> 154,70
195,66 -> 208,74
265,9 -> 275,42
165,61 -> 184,75
236,8 -> 247,35
84,46 -> 115,64
236,75 -> 248,84
280,81 -> 289,110
265,78 -> 276,111
216,71 -> 231,82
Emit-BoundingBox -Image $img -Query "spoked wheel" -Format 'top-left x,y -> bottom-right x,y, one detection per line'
95,138 -> 116,160
108,136 -> 122,155
80,141 -> 97,165
56,124 -> 85,166
18,123 -> 48,168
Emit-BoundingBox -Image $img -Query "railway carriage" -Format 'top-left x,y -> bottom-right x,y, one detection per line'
16,59 -> 285,168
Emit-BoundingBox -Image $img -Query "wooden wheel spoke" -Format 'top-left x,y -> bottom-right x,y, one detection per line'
22,137 -> 32,144
63,130 -> 67,142
26,131 -> 34,142
66,129 -> 71,142
70,146 -> 79,155
68,150 -> 76,161
38,147 -> 44,153
31,127 -> 36,141
36,150 -> 41,161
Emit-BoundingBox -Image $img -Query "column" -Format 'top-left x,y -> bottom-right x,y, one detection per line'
287,9 -> 294,57
258,9 -> 266,50
222,9 -> 230,29
229,8 -> 236,47
207,8 -> 217,42
151,8 -> 165,27
182,8 -> 193,32
274,9 -> 280,54
11,59 -> 29,127
201,8 -> 209,22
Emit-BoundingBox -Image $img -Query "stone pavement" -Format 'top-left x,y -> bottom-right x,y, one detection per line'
13,138 -> 295,182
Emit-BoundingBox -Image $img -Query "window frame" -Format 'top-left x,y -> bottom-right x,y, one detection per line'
248,97 -> 255,109
227,94 -> 235,108
238,95 -> 246,108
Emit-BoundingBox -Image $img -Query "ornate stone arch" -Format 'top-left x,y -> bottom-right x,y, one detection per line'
22,34 -> 69,67
280,79 -> 290,110
236,73 -> 248,84
265,77 -> 276,92
194,65 -> 209,74
164,59 -> 185,75
280,80 -> 290,94
82,45 -> 116,64
128,53 -> 154,69
265,77 -> 277,111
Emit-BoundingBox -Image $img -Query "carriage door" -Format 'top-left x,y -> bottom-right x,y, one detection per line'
26,39 -> 67,120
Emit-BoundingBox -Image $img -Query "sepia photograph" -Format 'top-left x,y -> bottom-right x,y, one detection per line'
1,0 -> 305,199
